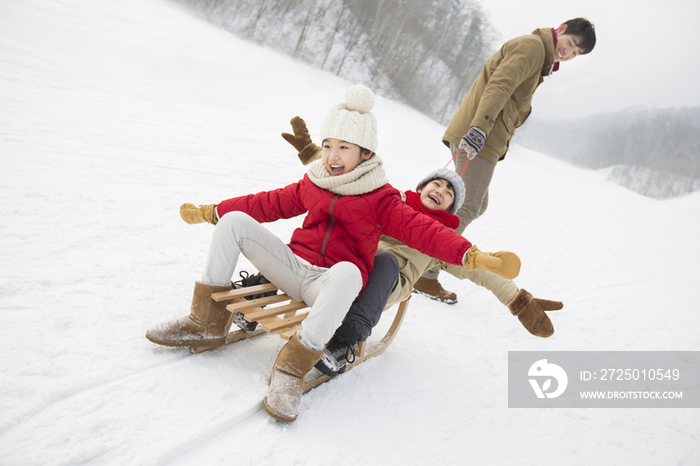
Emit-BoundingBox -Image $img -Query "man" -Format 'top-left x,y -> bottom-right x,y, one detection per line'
414,18 -> 596,303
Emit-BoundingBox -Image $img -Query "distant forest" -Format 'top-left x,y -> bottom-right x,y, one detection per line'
171,0 -> 497,124
172,0 -> 699,199
515,107 -> 700,199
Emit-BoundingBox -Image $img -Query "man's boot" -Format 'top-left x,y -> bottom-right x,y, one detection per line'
263,333 -> 323,422
146,281 -> 234,347
412,277 -> 457,304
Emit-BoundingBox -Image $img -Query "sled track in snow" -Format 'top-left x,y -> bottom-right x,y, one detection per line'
0,351 -> 201,437
155,403 -> 267,465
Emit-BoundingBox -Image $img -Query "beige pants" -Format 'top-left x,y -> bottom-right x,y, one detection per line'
451,141 -> 496,235
421,143 -> 518,308
463,269 -> 519,306
201,211 -> 363,351
423,141 -> 496,281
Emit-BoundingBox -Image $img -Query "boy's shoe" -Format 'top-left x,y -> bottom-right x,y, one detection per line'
231,271 -> 277,332
412,277 -> 457,304
233,271 -> 277,300
233,311 -> 258,332
315,335 -> 359,377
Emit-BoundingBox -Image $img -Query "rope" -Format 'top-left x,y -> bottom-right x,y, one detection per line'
443,148 -> 473,177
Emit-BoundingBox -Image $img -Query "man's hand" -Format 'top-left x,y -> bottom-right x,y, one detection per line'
458,126 -> 486,160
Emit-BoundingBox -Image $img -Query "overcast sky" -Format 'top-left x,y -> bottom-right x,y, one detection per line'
481,0 -> 698,120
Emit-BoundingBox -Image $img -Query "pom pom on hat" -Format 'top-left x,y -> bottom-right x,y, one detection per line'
415,168 -> 466,215
344,84 -> 375,113
320,84 -> 378,152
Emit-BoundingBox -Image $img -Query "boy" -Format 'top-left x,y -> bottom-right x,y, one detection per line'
282,118 -> 564,376
417,18 -> 597,302
145,85 -> 520,422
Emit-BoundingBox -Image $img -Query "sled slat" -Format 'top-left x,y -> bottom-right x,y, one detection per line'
211,283 -> 278,302
278,326 -> 300,340
225,293 -> 291,312
260,312 -> 308,333
243,300 -> 307,321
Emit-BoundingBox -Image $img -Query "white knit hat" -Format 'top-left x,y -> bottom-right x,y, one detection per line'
415,168 -> 466,215
319,84 -> 378,152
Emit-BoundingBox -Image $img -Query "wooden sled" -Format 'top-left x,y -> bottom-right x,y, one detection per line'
190,282 -> 410,392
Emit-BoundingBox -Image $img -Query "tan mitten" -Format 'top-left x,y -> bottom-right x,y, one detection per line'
180,203 -> 218,225
508,289 -> 563,338
281,116 -> 321,165
464,245 -> 521,279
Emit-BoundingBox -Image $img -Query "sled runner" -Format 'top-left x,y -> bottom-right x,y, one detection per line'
190,282 -> 410,392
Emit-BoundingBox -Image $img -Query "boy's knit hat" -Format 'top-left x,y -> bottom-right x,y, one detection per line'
415,168 -> 466,215
320,84 -> 378,152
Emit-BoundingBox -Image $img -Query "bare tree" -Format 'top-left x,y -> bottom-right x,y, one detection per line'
170,0 -> 496,123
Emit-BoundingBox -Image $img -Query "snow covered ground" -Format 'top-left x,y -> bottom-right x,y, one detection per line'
1,1 -> 699,464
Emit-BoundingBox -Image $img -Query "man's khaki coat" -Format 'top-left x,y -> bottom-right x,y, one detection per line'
443,28 -> 556,165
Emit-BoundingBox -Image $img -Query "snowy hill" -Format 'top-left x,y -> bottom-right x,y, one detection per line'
1,0 -> 699,464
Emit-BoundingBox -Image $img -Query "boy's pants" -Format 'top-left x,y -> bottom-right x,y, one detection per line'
341,251 -> 399,341
201,211 -> 363,351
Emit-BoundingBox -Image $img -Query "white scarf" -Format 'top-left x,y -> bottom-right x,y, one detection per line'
306,155 -> 388,195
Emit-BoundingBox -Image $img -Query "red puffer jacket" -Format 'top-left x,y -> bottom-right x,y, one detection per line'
217,175 -> 471,288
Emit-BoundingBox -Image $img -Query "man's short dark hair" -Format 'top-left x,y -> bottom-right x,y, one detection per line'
563,18 -> 596,55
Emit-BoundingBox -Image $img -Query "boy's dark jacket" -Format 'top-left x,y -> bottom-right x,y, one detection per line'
217,175 -> 472,289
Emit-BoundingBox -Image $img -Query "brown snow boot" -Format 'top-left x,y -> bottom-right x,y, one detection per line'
263,333 -> 323,422
507,289 -> 563,338
146,281 -> 234,347
412,277 -> 457,304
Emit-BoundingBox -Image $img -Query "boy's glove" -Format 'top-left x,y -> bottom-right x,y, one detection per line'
508,289 -> 563,338
180,203 -> 218,225
281,116 -> 322,165
458,126 -> 486,160
464,245 -> 521,279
